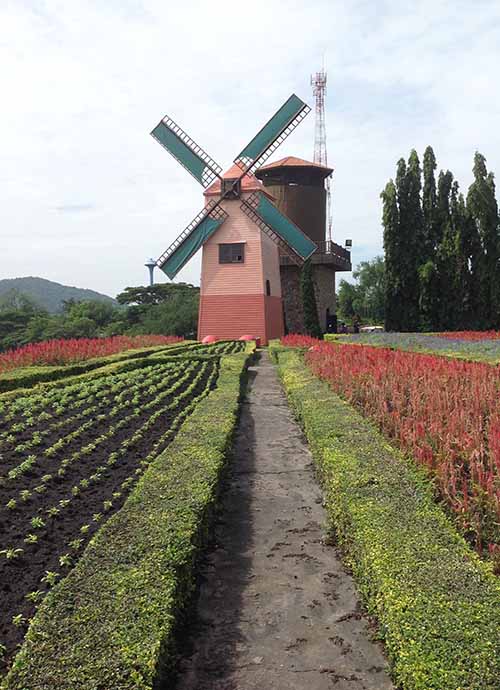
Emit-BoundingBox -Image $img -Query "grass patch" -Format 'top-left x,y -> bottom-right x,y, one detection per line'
271,345 -> 500,690
2,350 -> 252,690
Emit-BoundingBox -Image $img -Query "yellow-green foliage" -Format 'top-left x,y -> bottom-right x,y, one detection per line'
3,351 -> 251,690
0,342 -> 195,394
272,346 -> 500,690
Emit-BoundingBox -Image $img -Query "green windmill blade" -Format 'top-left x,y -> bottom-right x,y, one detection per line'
151,115 -> 223,188
157,202 -> 228,279
241,192 -> 317,264
234,94 -> 310,175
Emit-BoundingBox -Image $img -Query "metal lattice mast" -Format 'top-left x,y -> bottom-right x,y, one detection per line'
311,69 -> 332,241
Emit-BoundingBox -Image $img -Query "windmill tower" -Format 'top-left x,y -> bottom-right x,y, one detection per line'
150,95 -> 316,344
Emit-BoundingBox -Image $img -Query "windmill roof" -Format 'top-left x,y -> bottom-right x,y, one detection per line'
204,164 -> 274,199
257,156 -> 333,176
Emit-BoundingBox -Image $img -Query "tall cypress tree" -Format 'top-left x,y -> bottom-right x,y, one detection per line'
381,179 -> 400,331
422,146 -> 438,261
398,150 -> 422,330
466,153 -> 500,327
452,186 -> 474,328
300,259 -> 322,338
436,173 -> 458,329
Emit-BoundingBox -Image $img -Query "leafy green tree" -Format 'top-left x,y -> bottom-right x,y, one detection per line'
384,153 -> 422,331
117,282 -> 200,337
135,291 -> 199,338
0,293 -> 45,351
337,280 -> 357,320
422,170 -> 455,330
453,187 -> 481,328
381,179 -> 400,331
466,152 -> 500,327
404,150 -> 424,329
418,260 -> 440,331
300,259 -> 322,338
63,299 -> 117,328
116,283 -> 196,306
339,257 -> 385,323
422,146 -> 438,261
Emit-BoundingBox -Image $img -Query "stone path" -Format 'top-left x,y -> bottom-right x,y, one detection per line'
173,352 -> 394,690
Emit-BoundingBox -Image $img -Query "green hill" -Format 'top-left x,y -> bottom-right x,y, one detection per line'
0,277 -> 117,314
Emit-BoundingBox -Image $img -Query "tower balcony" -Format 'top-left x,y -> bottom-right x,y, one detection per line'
280,240 -> 351,271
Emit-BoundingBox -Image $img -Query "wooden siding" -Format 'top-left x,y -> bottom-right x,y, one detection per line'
260,231 -> 282,298
198,294 -> 267,343
200,198 -> 264,296
198,294 -> 284,345
264,295 -> 285,342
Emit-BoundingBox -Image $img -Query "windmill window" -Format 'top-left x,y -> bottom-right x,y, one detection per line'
266,279 -> 271,296
221,178 -> 241,198
219,243 -> 245,264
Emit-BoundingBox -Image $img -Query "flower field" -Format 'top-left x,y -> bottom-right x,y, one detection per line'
323,331 -> 500,363
0,335 -> 183,374
437,330 -> 500,340
0,339 -> 246,672
282,336 -> 500,563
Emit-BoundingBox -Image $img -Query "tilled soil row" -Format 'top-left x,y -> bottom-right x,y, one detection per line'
0,359 -> 217,672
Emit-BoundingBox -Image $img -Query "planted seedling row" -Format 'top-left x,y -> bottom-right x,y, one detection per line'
0,363 -> 187,479
0,357 -> 218,671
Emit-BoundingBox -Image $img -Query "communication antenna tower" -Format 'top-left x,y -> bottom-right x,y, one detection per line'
311,68 -> 332,242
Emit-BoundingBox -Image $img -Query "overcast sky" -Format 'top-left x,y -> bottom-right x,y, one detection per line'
2,0 -> 500,297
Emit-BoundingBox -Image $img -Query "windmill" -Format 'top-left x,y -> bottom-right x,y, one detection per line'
150,94 -> 317,344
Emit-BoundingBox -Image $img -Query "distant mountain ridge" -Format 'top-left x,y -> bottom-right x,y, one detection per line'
0,277 -> 117,314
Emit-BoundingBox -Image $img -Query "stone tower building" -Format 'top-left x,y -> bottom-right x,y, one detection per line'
255,157 -> 351,333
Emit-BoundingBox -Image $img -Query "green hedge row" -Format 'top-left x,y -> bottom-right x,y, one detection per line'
271,345 -> 500,690
2,351 -> 251,690
0,342 -> 196,393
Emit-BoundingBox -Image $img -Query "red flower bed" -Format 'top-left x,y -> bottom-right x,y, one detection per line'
0,335 -> 183,374
282,336 -> 500,556
437,331 -> 500,340
280,334 -> 322,349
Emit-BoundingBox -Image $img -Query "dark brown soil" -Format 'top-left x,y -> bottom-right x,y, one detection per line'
0,359 -> 217,673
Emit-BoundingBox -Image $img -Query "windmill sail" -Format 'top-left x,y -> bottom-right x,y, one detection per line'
157,203 -> 228,279
241,192 -> 317,264
151,116 -> 222,188
234,95 -> 310,174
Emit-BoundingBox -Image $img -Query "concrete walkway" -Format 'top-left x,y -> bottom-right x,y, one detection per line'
174,352 -> 394,690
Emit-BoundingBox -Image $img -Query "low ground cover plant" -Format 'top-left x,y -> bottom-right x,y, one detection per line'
0,343 -> 251,674
2,349 -> 251,689
0,335 -> 182,374
272,345 -> 500,690
282,336 -> 500,563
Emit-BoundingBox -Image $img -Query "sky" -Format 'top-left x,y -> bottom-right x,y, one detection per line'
2,0 -> 500,298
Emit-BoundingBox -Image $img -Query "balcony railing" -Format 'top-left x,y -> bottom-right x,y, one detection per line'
280,239 -> 351,270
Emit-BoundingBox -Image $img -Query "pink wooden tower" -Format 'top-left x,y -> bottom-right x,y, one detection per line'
150,95 -> 316,344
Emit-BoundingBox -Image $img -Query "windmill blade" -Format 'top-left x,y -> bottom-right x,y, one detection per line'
234,94 -> 310,176
157,202 -> 228,279
241,192 -> 317,265
151,115 -> 223,188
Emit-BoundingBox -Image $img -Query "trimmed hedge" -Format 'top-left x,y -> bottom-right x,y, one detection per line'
2,351 -> 251,689
271,346 -> 500,690
0,342 -> 195,393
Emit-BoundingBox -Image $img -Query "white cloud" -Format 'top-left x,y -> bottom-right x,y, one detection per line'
1,0 -> 500,295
